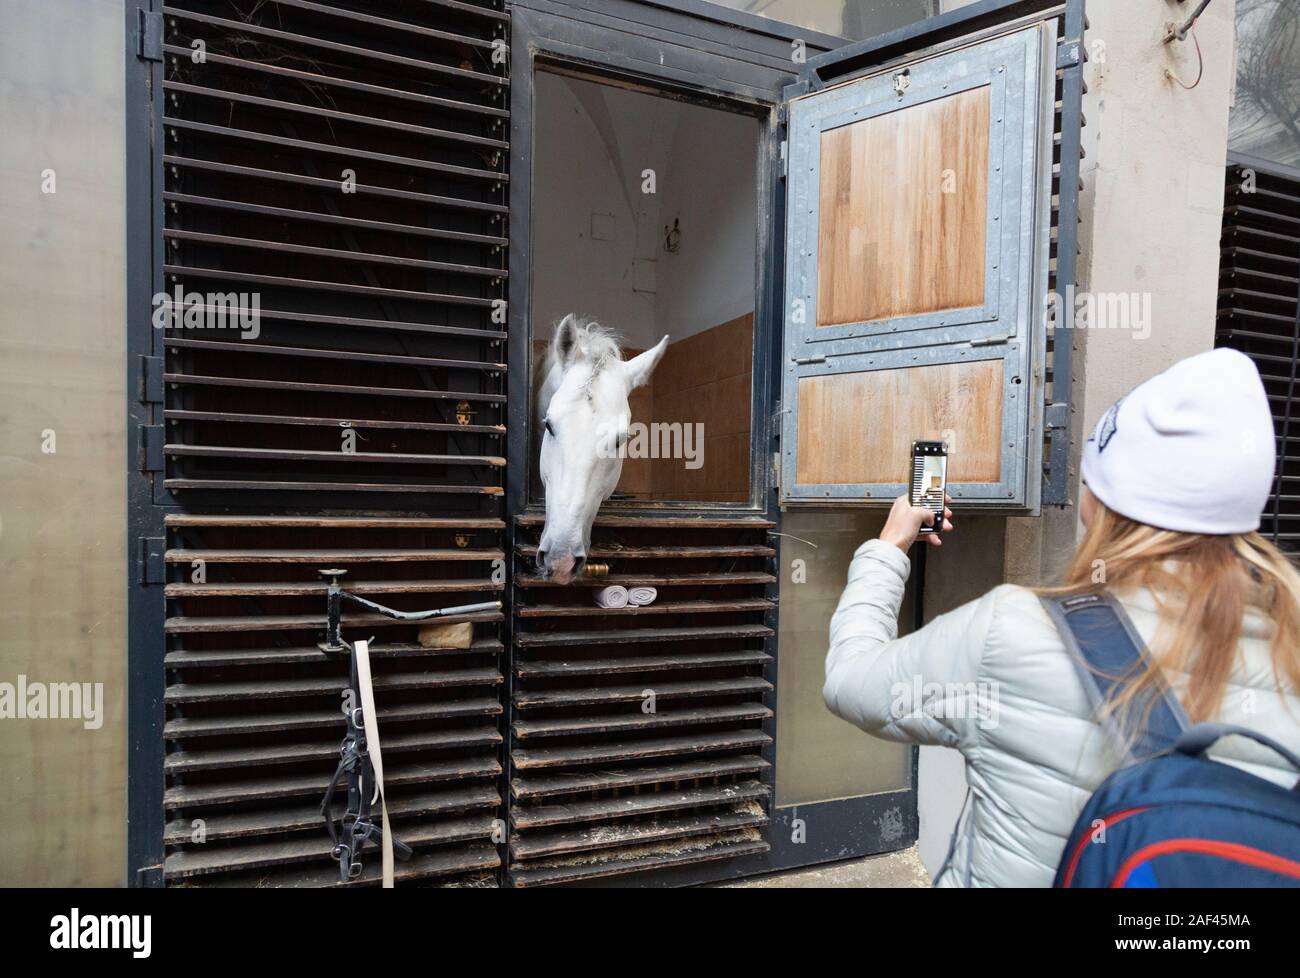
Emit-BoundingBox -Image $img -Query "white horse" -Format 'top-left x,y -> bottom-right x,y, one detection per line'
536,314 -> 667,584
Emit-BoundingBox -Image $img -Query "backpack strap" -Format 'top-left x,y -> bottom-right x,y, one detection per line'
1039,592 -> 1190,761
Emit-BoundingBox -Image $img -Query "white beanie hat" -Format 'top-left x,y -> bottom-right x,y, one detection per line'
1080,348 -> 1275,535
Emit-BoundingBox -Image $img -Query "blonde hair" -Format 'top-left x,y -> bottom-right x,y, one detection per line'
1044,501 -> 1300,731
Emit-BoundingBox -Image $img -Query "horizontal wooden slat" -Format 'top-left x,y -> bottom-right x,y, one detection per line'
166,814 -> 498,879
164,759 -> 501,812
164,610 -> 501,635
166,547 -> 501,563
514,623 -> 772,648
512,702 -> 773,741
516,598 -> 771,618
165,726 -> 501,773
511,755 -> 771,801
165,638 -> 502,669
190,842 -> 500,888
510,813 -> 768,862
507,836 -> 767,888
166,667 -> 502,702
511,729 -> 771,771
165,697 -> 502,739
512,781 -> 770,830
516,543 -> 774,559
514,649 -> 770,679
513,676 -> 771,710
515,571 -> 775,588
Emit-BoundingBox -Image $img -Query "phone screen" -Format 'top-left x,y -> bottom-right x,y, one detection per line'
911,442 -> 948,534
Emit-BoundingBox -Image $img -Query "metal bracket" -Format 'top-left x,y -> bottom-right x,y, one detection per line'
137,537 -> 166,585
1045,401 -> 1069,431
1056,38 -> 1082,70
137,9 -> 163,62
140,425 -> 165,472
141,355 -> 164,403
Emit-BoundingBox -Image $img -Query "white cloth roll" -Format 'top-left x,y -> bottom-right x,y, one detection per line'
594,585 -> 629,609
627,586 -> 658,607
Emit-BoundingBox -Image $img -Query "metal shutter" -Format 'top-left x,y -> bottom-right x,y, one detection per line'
156,0 -> 510,886
1218,158 -> 1300,550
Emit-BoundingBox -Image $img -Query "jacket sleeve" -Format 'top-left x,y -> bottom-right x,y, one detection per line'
823,539 -> 997,751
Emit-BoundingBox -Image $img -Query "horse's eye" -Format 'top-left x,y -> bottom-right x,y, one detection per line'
544,418 -> 555,437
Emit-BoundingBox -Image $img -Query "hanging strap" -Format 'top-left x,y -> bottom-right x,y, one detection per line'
353,639 -> 394,888
1039,592 -> 1190,761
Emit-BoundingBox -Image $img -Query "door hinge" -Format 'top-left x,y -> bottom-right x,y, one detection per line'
968,335 -> 1011,348
772,452 -> 782,493
137,537 -> 166,586
137,9 -> 164,62
141,355 -> 164,403
1045,402 -> 1070,431
140,424 -> 165,472
792,354 -> 826,365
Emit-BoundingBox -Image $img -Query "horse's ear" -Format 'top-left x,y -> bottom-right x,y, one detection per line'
552,314 -> 580,367
623,335 -> 668,390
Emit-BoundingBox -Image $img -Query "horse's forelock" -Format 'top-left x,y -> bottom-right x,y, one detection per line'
552,318 -> 622,372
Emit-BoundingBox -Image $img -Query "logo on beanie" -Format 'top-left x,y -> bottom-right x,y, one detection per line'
1092,396 -> 1125,452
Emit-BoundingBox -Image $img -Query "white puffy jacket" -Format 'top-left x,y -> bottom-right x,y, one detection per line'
824,539 -> 1300,888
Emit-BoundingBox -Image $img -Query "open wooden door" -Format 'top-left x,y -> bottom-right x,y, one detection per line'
779,0 -> 1083,511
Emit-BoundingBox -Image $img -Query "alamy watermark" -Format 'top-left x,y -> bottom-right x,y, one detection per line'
596,421 -> 704,470
890,676 -> 1000,730
152,286 -> 261,339
1048,285 -> 1152,340
0,675 -> 104,730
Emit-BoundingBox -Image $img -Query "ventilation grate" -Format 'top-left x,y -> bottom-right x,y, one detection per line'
1218,159 -> 1300,550
507,516 -> 775,887
156,0 -> 509,887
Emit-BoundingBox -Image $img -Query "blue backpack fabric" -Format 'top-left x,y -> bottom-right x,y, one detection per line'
1041,592 -> 1300,888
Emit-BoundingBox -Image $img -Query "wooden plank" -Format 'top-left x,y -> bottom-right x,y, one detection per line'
510,812 -> 768,862
514,622 -> 772,648
165,790 -> 499,850
516,543 -> 773,559
512,781 -> 770,830
514,649 -> 770,679
163,609 -> 501,635
190,843 -> 500,888
507,837 -> 767,887
513,676 -> 771,710
514,515 -> 775,528
516,571 -> 775,588
512,702 -> 772,740
512,729 -> 771,770
796,358 -> 1004,485
165,578 -> 503,600
165,445 -> 505,467
165,814 -> 498,878
165,479 -> 503,495
166,667 -> 501,703
164,697 -> 502,739
165,726 -> 502,773
165,638 -> 502,669
164,758 -> 501,812
817,86 -> 990,326
166,547 -> 502,563
516,598 -> 772,618
164,515 -> 504,529
511,755 -> 771,800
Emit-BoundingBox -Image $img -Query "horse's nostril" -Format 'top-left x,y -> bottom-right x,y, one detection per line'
536,549 -> 547,572
573,554 -> 587,575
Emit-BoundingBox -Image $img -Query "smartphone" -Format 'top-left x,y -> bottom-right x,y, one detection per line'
911,440 -> 948,536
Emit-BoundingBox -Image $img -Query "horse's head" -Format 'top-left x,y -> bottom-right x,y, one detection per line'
536,314 -> 667,584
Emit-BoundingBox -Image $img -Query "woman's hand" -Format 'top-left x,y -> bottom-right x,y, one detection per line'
880,494 -> 954,552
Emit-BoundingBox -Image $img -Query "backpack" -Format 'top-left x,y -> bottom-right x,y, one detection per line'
1040,592 -> 1300,888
